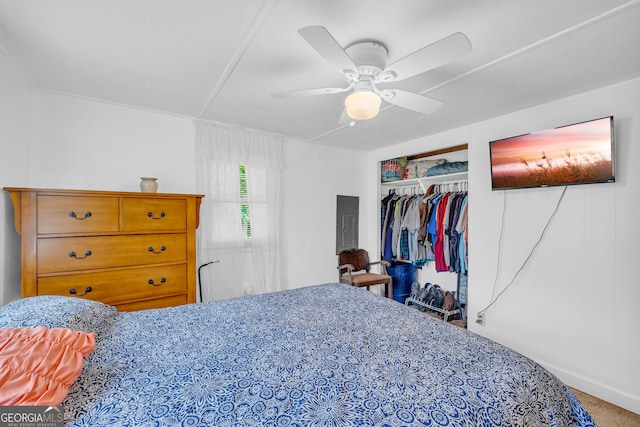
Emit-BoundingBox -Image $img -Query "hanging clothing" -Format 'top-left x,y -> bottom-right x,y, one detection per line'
391,196 -> 406,258
381,194 -> 399,261
380,184 -> 468,272
455,195 -> 469,274
434,192 -> 450,272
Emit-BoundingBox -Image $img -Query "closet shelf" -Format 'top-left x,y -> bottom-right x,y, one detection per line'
381,171 -> 467,187
381,172 -> 468,192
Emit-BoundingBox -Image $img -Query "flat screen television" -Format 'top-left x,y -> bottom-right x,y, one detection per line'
489,116 -> 615,190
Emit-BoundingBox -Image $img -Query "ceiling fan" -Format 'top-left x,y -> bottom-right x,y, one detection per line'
272,26 -> 472,122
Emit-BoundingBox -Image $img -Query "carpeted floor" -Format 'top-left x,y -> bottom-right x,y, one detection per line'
570,388 -> 640,426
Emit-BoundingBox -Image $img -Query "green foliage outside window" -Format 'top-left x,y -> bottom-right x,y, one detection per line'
239,165 -> 251,240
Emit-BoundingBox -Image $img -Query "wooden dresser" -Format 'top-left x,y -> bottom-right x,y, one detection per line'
4,187 -> 203,311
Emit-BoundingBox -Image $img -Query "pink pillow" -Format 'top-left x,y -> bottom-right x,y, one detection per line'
0,326 -> 95,406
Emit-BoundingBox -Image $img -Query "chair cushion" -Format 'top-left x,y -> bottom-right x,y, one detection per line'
344,273 -> 392,288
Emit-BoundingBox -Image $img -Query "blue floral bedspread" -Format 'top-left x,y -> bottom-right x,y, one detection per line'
0,283 -> 595,426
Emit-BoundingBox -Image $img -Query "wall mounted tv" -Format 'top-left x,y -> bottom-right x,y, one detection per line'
489,116 -> 615,190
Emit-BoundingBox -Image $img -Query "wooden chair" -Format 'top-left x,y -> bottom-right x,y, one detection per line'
337,249 -> 393,298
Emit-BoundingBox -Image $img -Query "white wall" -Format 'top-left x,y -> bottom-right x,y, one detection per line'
31,92 -> 197,194
1,91 -> 367,303
0,53 -> 32,305
366,77 -> 640,414
281,138 -> 367,289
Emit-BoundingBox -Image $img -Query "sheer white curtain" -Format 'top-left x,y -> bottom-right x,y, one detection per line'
195,121 -> 283,301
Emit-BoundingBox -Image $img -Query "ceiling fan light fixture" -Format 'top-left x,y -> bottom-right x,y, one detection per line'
344,90 -> 381,120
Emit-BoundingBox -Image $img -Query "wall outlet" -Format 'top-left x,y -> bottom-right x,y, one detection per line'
476,313 -> 485,326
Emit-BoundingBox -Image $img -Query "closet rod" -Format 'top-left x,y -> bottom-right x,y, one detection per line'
386,181 -> 468,196
391,186 -> 423,196
433,180 -> 468,194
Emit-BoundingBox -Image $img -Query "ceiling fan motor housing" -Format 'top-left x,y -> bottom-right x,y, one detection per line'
345,41 -> 387,77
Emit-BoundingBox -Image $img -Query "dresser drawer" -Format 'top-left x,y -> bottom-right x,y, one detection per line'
122,198 -> 186,232
38,264 -> 187,305
37,195 -> 119,234
37,234 -> 187,274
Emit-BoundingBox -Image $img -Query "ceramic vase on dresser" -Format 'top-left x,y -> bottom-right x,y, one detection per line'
140,177 -> 158,193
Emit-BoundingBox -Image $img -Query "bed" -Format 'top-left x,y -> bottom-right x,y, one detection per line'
0,283 -> 594,426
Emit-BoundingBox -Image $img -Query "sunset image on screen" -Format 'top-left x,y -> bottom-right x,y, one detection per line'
490,117 -> 614,189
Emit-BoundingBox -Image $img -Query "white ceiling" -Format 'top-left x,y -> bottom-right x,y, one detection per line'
1,0 -> 639,151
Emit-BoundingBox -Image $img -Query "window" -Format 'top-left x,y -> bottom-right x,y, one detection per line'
203,161 -> 271,248
239,164 -> 251,241
196,121 -> 283,298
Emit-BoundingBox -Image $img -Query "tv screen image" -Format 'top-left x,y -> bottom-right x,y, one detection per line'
489,116 -> 614,190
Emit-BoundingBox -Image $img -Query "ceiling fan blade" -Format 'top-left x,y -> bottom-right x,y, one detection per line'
272,86 -> 352,99
376,89 -> 444,115
338,109 -> 351,125
382,32 -> 472,82
298,26 -> 358,76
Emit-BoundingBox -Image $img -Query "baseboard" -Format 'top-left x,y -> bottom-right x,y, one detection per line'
540,361 -> 640,415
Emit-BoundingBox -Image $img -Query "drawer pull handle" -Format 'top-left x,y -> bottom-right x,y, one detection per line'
69,211 -> 92,220
69,286 -> 92,297
69,250 -> 92,259
147,211 -> 166,219
148,245 -> 166,254
148,277 -> 167,286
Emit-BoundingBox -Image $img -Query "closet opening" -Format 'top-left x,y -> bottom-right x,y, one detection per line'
378,144 -> 468,326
